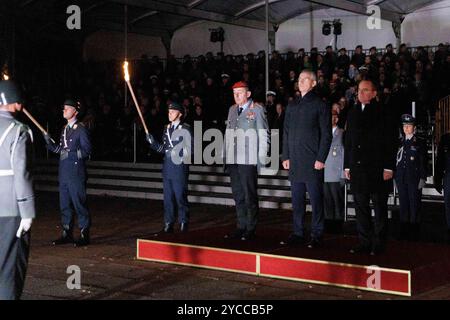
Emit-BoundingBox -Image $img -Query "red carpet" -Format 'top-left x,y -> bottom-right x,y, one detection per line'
137,226 -> 450,296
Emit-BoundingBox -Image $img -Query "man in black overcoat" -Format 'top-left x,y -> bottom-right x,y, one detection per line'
281,70 -> 332,248
344,79 -> 397,255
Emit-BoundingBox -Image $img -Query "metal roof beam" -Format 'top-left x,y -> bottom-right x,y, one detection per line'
187,0 -> 209,9
276,4 -> 323,24
303,0 -> 403,22
109,0 -> 268,30
234,0 -> 289,18
130,10 -> 159,24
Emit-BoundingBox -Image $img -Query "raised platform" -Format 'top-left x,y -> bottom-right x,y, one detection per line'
137,226 -> 450,297
33,160 -> 444,219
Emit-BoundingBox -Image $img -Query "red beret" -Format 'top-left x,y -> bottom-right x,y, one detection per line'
232,81 -> 249,90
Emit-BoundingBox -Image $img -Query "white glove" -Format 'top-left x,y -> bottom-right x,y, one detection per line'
418,179 -> 426,190
16,218 -> 33,238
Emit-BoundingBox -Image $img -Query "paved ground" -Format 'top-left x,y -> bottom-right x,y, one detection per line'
22,192 -> 450,300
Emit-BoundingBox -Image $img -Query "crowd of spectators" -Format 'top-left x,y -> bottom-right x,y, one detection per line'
28,42 -> 450,162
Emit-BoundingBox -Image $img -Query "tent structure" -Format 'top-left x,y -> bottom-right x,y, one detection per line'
1,0 -> 444,44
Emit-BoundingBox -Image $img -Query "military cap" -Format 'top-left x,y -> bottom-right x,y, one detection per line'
221,73 -> 230,78
232,81 -> 249,90
63,98 -> 81,111
0,80 -> 23,105
401,114 -> 415,125
168,101 -> 185,115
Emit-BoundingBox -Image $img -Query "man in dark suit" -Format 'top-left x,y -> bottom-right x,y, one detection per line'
344,80 -> 396,255
434,132 -> 450,242
281,70 -> 332,248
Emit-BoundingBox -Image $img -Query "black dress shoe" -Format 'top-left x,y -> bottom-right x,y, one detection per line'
74,228 -> 90,247
164,223 -> 174,233
224,228 -> 245,239
180,222 -> 189,233
280,234 -> 305,246
52,229 -> 73,245
307,238 -> 322,249
349,243 -> 371,254
241,230 -> 255,241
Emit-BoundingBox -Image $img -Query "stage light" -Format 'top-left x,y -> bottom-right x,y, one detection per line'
210,27 -> 224,43
322,23 -> 331,36
333,21 -> 342,35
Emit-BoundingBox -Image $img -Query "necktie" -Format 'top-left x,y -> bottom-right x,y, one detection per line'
169,124 -> 175,136
238,107 -> 243,116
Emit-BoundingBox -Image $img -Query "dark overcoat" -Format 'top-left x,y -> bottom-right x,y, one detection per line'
282,91 -> 332,182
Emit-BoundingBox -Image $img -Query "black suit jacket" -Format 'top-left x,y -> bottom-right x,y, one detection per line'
344,98 -> 396,193
282,91 -> 332,183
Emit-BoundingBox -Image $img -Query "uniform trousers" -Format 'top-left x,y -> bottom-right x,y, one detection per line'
0,217 -> 30,300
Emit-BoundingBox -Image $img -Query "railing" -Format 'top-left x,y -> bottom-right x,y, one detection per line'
435,95 -> 450,147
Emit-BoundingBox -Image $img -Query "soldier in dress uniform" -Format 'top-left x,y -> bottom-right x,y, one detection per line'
324,110 -> 345,233
146,102 -> 193,233
394,114 -> 427,241
44,99 -> 92,247
223,81 -> 269,241
0,80 -> 35,300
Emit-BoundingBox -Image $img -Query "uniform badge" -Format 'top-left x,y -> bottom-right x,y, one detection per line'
246,111 -> 256,121
410,156 -> 415,161
73,124 -> 78,129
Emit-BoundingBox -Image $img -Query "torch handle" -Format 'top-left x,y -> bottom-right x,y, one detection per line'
22,108 -> 55,143
126,80 -> 149,135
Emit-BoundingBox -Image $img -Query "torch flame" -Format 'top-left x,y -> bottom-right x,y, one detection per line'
123,61 -> 130,82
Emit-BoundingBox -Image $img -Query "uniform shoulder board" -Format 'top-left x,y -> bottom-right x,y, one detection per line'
252,102 -> 264,109
13,119 -> 30,132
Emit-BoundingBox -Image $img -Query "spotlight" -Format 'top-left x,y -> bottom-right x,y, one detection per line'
333,21 -> 342,35
322,22 -> 331,36
210,27 -> 224,43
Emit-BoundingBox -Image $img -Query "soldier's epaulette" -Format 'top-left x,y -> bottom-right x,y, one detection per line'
13,119 -> 30,131
250,102 -> 264,110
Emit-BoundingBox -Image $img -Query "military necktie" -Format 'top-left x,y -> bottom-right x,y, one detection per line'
238,107 -> 243,116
